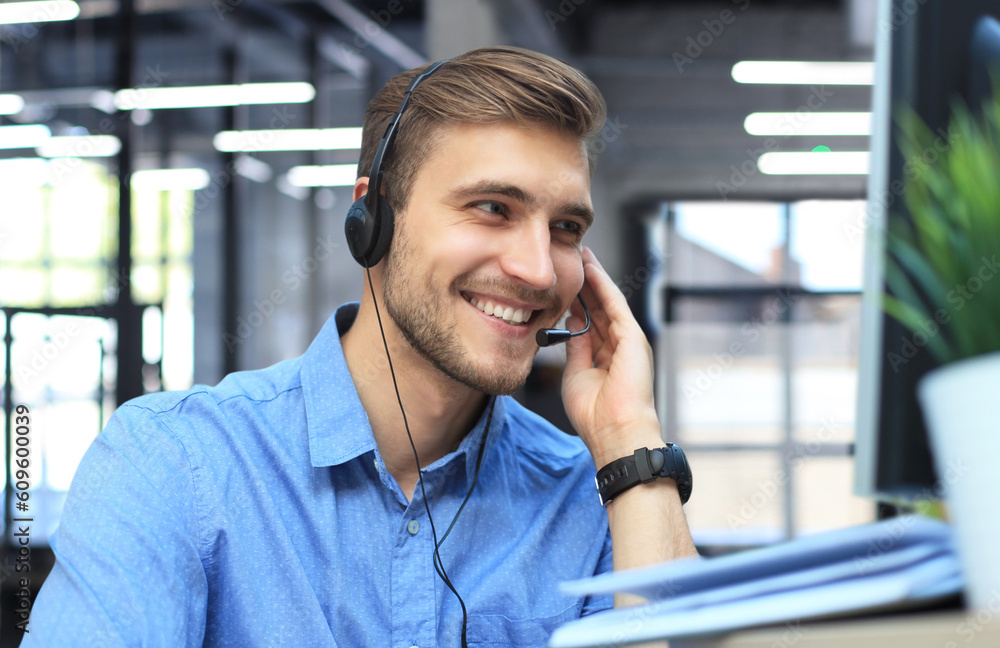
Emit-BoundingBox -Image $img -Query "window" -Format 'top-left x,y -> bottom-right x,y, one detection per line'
1,159 -> 195,543
658,200 -> 873,546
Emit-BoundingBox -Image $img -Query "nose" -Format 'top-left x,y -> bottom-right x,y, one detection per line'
498,221 -> 556,291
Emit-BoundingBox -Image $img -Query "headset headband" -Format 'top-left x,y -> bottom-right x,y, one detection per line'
364,58 -> 450,216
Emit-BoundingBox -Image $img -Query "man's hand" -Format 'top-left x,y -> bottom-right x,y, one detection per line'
561,247 -> 699,596
561,246 -> 662,469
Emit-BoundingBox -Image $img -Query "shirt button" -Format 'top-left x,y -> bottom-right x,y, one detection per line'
407,520 -> 420,535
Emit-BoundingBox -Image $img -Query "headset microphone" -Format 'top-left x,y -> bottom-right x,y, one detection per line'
536,294 -> 591,347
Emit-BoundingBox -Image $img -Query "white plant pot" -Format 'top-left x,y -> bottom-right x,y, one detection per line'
918,351 -> 1000,610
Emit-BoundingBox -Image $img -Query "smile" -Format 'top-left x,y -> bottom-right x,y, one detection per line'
463,294 -> 535,326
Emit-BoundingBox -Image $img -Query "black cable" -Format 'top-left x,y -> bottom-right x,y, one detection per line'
365,267 -> 493,648
435,397 -> 494,550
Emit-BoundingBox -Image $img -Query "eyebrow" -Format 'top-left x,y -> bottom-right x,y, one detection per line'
449,180 -> 595,229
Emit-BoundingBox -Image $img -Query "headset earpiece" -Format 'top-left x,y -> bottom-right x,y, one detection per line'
345,195 -> 395,268
366,198 -> 394,268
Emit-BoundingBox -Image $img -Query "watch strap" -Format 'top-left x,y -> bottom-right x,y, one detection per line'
595,444 -> 692,507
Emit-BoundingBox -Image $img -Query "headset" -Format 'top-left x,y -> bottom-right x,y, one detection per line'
344,58 -> 591,647
344,59 -> 449,268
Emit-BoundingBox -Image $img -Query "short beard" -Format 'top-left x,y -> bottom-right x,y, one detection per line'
380,225 -> 533,395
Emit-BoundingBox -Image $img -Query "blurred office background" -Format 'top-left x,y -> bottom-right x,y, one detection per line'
0,0 -> 878,639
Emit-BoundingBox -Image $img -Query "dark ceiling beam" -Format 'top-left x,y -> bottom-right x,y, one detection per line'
311,0 -> 426,69
75,0 -> 372,78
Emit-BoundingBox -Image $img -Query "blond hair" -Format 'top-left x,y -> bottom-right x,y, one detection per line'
357,46 -> 607,215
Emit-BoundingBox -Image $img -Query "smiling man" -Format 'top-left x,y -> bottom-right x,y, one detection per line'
25,47 -> 696,648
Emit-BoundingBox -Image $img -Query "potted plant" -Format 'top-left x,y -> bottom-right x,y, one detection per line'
883,89 -> 1000,610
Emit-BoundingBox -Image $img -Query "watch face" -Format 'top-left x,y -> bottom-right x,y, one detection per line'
665,444 -> 693,505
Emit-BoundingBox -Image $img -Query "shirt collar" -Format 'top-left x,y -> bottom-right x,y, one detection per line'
302,302 -> 507,476
302,303 -> 377,467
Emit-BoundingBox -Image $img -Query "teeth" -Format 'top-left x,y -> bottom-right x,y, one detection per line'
469,296 -> 533,325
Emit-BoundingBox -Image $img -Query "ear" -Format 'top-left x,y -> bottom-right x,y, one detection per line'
353,177 -> 370,203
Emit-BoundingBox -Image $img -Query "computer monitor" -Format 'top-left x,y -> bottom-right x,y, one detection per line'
855,0 -> 1000,501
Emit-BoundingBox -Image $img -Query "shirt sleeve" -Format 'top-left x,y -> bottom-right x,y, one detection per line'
580,526 -> 614,616
21,405 -> 209,648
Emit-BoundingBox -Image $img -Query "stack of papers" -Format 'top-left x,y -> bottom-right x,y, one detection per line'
549,516 -> 962,648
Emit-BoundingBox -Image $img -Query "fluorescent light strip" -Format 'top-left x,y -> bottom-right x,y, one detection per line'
213,127 -> 362,152
114,83 -> 315,110
286,164 -> 357,187
0,0 -> 79,25
0,124 -> 51,150
36,135 -> 121,157
234,155 -> 273,183
131,168 -> 211,191
758,151 -> 869,175
732,61 -> 874,85
744,112 -> 872,136
0,94 -> 25,116
0,158 -> 50,186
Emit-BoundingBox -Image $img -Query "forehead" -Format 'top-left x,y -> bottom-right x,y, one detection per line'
411,121 -> 592,202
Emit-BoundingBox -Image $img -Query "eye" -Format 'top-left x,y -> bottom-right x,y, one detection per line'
553,219 -> 583,234
472,201 -> 506,216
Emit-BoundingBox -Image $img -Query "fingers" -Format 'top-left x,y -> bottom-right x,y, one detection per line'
581,247 -> 637,332
564,313 -> 594,374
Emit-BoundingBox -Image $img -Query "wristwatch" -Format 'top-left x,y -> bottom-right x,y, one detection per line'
595,444 -> 692,507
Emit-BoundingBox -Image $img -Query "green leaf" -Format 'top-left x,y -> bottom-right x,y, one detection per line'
885,95 -> 1000,364
882,294 -> 956,364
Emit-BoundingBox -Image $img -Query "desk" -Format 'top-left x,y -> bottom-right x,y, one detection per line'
678,611 -> 1000,648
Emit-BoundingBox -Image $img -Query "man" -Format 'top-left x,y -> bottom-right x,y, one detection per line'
24,46 -> 696,647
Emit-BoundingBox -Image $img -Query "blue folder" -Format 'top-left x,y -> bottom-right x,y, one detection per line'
549,516 -> 962,648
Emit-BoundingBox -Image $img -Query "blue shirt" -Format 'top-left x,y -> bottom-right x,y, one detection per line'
25,303 -> 613,648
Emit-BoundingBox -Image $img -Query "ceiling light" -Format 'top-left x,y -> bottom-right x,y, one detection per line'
732,61 -> 874,85
36,135 -> 121,157
744,112 -> 872,136
0,0 -> 79,25
758,151 -> 869,175
285,164 -> 357,187
234,155 -> 273,183
113,82 -> 315,110
0,94 -> 25,116
0,124 -> 51,149
130,168 -> 211,191
0,158 -> 50,186
213,127 -> 362,152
